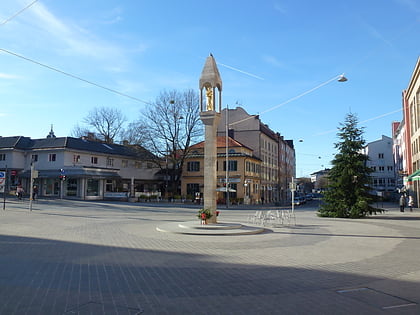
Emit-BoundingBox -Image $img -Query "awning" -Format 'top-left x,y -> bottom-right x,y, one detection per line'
216,187 -> 236,192
407,169 -> 420,182
20,168 -> 121,179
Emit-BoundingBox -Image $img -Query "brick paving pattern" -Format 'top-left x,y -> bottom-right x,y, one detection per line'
0,199 -> 419,314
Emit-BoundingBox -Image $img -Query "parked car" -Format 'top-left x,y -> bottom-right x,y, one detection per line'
305,193 -> 313,201
293,196 -> 306,206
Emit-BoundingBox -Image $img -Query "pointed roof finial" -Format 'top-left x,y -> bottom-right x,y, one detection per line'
46,124 -> 56,138
199,54 -> 222,90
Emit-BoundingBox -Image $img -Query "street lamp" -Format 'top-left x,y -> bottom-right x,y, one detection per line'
338,74 -> 348,82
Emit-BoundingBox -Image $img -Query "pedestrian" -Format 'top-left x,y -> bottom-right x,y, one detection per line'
408,195 -> 414,212
33,185 -> 38,201
16,185 -> 24,200
399,194 -> 406,212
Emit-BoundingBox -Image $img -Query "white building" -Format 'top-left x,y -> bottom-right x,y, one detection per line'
363,135 -> 396,198
0,135 -> 162,200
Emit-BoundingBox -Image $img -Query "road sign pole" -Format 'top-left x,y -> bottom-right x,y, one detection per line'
2,166 -> 7,210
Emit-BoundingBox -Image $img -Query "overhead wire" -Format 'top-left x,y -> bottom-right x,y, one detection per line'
0,2 -> 151,105
0,48 -> 151,105
0,0 -> 39,26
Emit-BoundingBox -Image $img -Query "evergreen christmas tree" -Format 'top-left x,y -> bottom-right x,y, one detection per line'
318,113 -> 380,218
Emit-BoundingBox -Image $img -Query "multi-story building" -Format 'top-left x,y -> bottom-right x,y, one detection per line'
181,136 -> 262,204
363,135 -> 396,198
216,106 -> 295,204
392,57 -> 420,204
310,168 -> 330,191
401,57 -> 420,203
392,120 -> 408,189
0,133 -> 162,200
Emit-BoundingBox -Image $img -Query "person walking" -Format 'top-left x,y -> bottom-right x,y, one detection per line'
33,185 -> 38,201
16,185 -> 24,200
408,195 -> 414,212
399,194 -> 406,212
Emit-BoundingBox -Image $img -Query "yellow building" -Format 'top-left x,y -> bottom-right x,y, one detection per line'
181,136 -> 262,204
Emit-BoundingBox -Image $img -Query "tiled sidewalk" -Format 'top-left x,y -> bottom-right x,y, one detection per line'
0,199 -> 419,314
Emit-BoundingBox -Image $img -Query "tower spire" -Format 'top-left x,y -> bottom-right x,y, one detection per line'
199,54 -> 222,112
46,124 -> 56,138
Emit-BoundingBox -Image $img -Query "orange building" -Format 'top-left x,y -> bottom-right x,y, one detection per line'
181,136 -> 262,204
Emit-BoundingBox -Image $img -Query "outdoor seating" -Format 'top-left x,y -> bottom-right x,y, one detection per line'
248,209 -> 296,226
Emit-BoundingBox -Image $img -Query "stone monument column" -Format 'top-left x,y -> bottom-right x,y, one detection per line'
199,54 -> 222,223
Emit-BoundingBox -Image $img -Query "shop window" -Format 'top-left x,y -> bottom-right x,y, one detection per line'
87,179 -> 99,196
187,183 -> 200,196
66,179 -> 78,196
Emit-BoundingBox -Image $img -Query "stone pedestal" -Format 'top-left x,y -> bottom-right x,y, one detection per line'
200,111 -> 220,223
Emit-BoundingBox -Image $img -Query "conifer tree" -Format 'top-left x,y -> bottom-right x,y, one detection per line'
318,113 -> 379,218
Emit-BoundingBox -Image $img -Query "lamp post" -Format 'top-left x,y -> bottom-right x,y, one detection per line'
225,105 -> 229,208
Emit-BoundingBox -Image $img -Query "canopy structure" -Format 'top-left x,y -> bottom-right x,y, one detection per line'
216,187 -> 236,192
407,169 -> 420,182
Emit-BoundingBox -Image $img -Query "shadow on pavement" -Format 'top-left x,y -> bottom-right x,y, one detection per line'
0,233 -> 419,314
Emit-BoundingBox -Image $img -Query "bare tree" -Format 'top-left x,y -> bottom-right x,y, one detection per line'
120,120 -> 149,145
139,89 -> 203,197
70,124 -> 91,138
83,106 -> 126,143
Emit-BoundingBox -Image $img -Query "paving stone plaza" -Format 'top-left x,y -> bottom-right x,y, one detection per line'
0,199 -> 420,314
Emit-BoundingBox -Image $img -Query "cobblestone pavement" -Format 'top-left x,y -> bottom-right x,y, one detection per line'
0,199 -> 420,314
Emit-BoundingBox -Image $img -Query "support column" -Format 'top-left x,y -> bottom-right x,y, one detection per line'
200,111 -> 220,223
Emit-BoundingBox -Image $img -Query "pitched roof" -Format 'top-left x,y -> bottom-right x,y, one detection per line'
0,136 -> 33,149
0,136 -> 155,159
190,136 -> 252,150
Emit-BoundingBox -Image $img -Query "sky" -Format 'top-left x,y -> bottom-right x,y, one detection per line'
0,0 -> 419,177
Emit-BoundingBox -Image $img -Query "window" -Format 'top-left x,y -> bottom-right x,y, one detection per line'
378,153 -> 384,159
73,155 -> 80,163
187,161 -> 200,172
135,162 -> 142,168
187,183 -> 200,196
223,160 -> 237,171
48,153 -> 56,162
86,179 -> 99,196
105,180 -> 114,192
379,166 -> 385,172
387,166 -> 393,171
106,158 -> 114,167
91,156 -> 98,164
122,160 -> 128,168
31,154 -> 37,162
0,154 -> 5,161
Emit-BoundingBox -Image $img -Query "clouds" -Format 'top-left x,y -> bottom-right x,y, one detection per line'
0,73 -> 21,79
262,55 -> 285,68
26,2 -> 126,61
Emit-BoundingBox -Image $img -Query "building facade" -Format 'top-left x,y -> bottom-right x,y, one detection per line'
401,57 -> 420,203
216,107 -> 295,204
0,135 -> 162,200
181,136 -> 262,204
392,120 -> 408,189
363,135 -> 396,198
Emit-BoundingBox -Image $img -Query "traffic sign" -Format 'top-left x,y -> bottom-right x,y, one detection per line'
0,171 -> 5,185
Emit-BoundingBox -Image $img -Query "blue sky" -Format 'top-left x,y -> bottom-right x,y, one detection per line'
0,0 -> 419,177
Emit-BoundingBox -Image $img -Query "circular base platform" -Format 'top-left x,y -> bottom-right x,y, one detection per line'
156,221 -> 265,235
